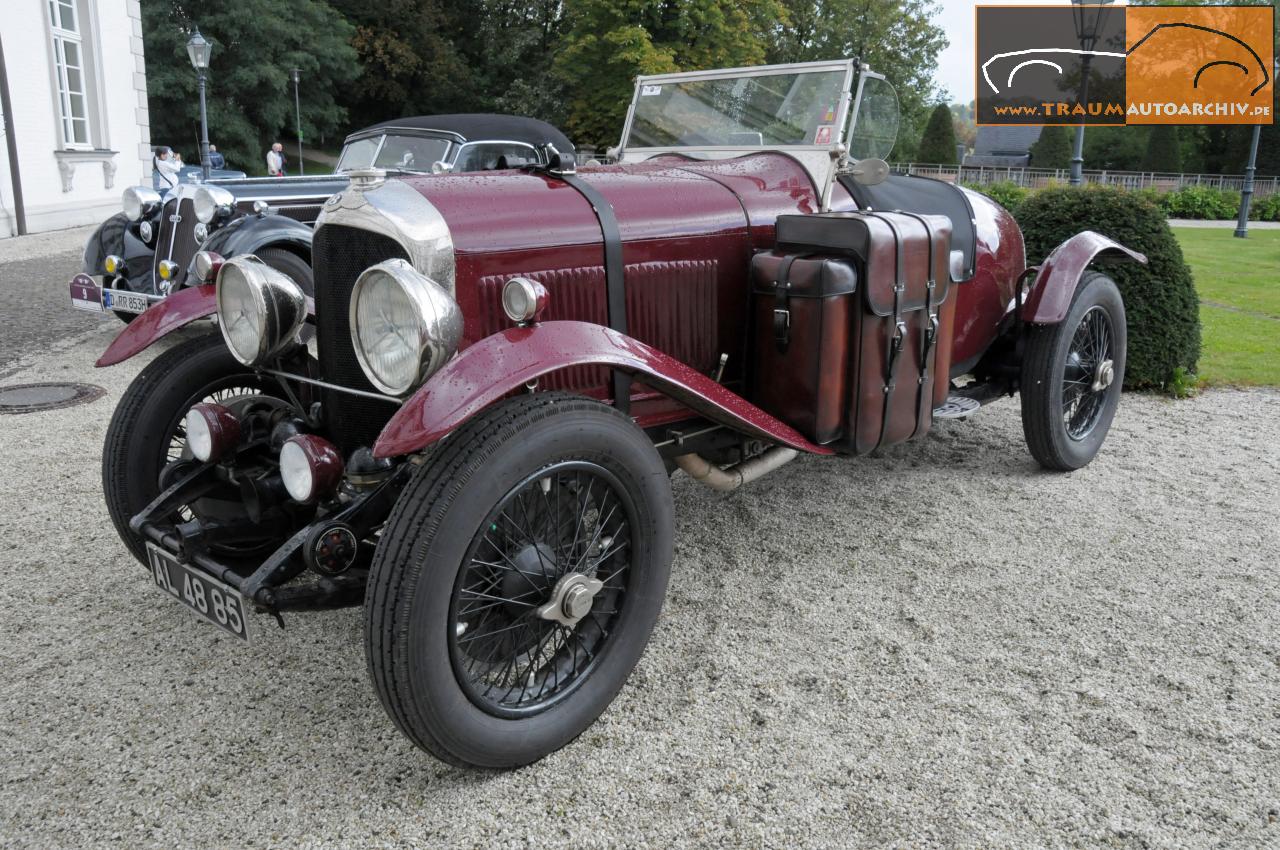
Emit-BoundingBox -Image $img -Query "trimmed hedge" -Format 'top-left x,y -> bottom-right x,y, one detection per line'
1159,185 -> 1239,219
1249,192 -> 1280,221
960,181 -> 1280,221
1016,187 -> 1201,389
960,180 -> 1030,218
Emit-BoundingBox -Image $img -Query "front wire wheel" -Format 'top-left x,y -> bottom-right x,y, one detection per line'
451,461 -> 634,716
365,392 -> 673,768
102,332 -> 285,564
1021,271 -> 1127,471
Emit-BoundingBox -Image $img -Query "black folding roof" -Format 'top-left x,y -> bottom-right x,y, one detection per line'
350,114 -> 573,151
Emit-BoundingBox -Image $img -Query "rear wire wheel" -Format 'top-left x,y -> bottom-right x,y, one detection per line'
1020,271 -> 1127,471
365,392 -> 673,768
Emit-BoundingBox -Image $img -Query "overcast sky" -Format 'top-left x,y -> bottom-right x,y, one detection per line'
932,0 -> 1129,105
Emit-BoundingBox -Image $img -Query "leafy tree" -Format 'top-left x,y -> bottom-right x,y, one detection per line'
473,0 -> 571,126
1028,125 -> 1071,169
916,104 -> 956,164
949,102 -> 976,150
328,0 -> 481,131
141,0 -> 359,173
1082,126 -> 1149,171
1253,119 -> 1280,176
554,0 -> 786,150
770,0 -> 947,160
1142,125 -> 1182,172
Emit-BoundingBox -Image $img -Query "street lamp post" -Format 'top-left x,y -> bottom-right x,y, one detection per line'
291,69 -> 303,176
1068,0 -> 1115,187
186,28 -> 213,180
1234,124 -> 1262,238
1235,59 -> 1277,238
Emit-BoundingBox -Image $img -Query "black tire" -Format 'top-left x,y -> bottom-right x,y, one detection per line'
256,247 -> 313,298
365,392 -> 674,768
1021,271 -> 1126,471
102,332 -> 277,565
113,310 -> 138,324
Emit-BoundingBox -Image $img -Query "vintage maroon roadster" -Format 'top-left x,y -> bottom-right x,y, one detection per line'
96,60 -> 1144,767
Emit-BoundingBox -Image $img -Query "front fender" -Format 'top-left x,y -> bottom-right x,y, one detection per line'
373,321 -> 834,459
1023,231 -> 1147,324
95,284 -> 216,367
81,213 -> 129,274
191,213 -> 312,278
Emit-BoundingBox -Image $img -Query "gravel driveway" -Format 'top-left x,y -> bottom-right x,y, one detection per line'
1,327 -> 1277,849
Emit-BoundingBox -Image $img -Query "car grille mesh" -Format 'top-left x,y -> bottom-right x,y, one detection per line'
152,197 -> 199,290
311,224 -> 408,450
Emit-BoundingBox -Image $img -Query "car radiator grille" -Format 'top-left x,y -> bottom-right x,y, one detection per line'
153,197 -> 199,289
311,224 -> 409,451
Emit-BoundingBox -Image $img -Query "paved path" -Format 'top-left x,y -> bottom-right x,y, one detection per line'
0,226 -> 111,379
1167,218 -> 1280,229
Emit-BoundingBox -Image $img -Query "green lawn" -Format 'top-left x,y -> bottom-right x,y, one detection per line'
1171,227 -> 1280,386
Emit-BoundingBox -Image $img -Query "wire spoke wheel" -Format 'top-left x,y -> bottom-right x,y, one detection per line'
449,460 -> 636,718
366,392 -> 673,767
1061,305 -> 1113,441
103,333 -> 291,565
1021,272 -> 1126,471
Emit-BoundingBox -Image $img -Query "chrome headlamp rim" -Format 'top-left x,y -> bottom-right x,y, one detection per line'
122,186 -> 162,222
349,258 -> 463,396
194,185 -> 236,224
214,255 -> 308,366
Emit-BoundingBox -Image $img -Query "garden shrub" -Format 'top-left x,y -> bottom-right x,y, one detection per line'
1248,192 -> 1280,221
961,181 -> 1029,217
1159,185 -> 1240,219
1016,186 -> 1201,389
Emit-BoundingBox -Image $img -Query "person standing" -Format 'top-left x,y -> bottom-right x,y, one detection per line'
207,144 -> 226,170
153,146 -> 182,189
266,142 -> 287,177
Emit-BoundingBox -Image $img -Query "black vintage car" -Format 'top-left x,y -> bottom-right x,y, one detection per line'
70,114 -> 574,320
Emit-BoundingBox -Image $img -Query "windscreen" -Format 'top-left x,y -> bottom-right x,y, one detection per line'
625,69 -> 849,148
373,136 -> 451,172
335,137 -> 379,171
336,135 -> 452,173
848,76 -> 900,161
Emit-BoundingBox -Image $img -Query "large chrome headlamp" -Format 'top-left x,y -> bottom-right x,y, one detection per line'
350,259 -> 463,395
122,186 -> 161,221
194,185 -> 235,224
215,256 -> 307,366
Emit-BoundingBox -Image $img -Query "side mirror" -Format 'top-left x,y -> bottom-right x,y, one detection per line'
848,158 -> 889,186
431,160 -> 453,174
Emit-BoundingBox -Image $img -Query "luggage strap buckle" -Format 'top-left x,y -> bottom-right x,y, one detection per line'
773,307 -> 790,350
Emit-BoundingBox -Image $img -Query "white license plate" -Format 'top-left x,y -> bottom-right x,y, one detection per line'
146,544 -> 250,641
102,289 -> 150,314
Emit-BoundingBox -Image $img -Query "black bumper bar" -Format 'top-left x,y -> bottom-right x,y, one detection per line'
129,460 -> 412,613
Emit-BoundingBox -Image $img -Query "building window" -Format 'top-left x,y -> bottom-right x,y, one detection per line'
48,0 -> 91,148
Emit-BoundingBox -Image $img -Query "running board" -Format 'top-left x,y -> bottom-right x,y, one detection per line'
933,383 -> 1009,420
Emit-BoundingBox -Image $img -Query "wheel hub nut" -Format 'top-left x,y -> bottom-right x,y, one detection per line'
537,573 -> 603,627
1092,359 -> 1115,392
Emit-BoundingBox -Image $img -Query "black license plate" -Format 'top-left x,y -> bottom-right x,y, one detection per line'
146,544 -> 249,641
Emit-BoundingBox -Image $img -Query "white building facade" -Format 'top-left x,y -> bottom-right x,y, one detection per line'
0,0 -> 151,237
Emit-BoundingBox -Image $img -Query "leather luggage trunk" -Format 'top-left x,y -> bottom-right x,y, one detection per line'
751,211 -> 954,454
749,255 -> 858,444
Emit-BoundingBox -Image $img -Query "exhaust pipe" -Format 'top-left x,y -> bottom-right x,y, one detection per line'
673,447 -> 798,492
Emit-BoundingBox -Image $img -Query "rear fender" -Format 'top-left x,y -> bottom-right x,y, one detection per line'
95,284 -> 217,367
1023,231 -> 1147,324
373,320 -> 834,459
